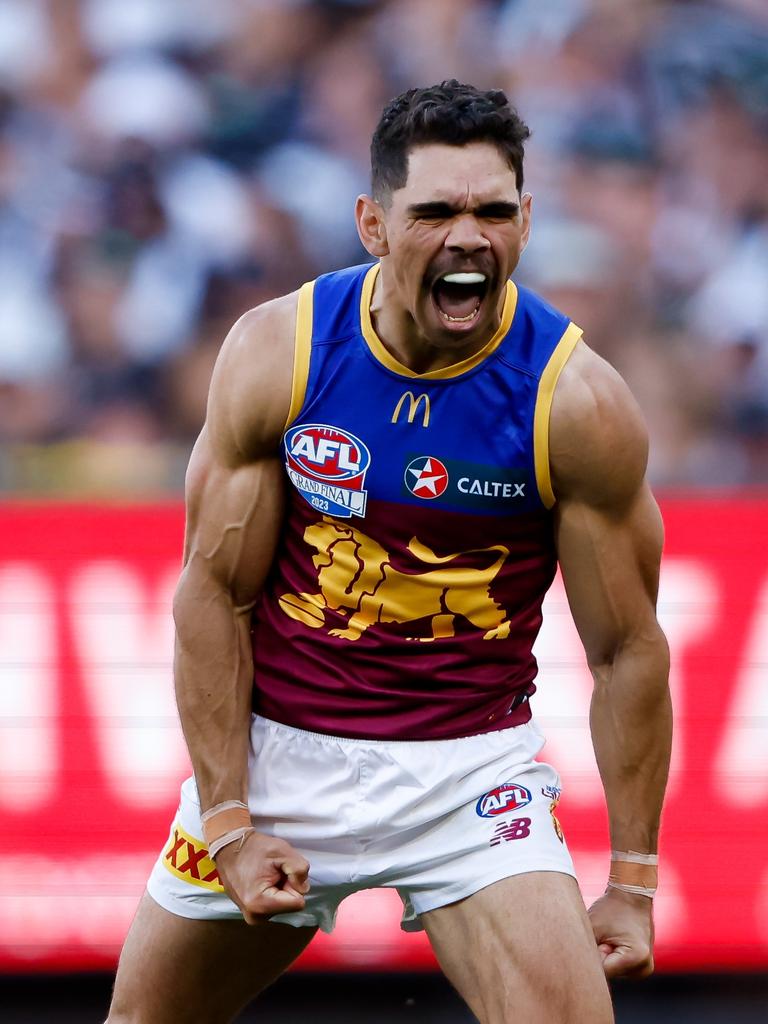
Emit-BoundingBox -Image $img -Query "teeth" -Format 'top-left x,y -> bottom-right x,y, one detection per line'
441,272 -> 486,284
439,306 -> 480,323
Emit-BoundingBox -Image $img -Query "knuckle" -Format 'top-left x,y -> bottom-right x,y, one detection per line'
242,896 -> 265,916
243,901 -> 264,925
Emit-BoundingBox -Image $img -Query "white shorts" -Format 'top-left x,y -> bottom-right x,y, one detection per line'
147,715 -> 575,933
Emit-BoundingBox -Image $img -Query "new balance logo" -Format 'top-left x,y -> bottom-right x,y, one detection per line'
489,817 -> 532,846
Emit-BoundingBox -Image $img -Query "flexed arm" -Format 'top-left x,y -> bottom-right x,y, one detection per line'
173,295 -> 311,922
550,341 -> 672,978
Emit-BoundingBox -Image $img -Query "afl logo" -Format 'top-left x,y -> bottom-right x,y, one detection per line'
286,424 -> 370,480
284,423 -> 371,519
476,783 -> 532,818
404,456 -> 449,499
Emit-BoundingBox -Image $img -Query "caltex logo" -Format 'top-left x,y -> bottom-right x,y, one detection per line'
404,456 -> 449,499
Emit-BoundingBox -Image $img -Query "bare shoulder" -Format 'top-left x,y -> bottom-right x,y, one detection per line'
549,340 -> 649,507
206,290 -> 299,465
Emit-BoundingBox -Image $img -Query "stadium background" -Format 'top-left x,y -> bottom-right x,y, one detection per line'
0,0 -> 767,1020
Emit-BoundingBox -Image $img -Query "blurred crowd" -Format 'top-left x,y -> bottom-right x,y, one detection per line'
1,0 -> 767,493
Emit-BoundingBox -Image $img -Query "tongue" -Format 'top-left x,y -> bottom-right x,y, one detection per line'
433,280 -> 482,319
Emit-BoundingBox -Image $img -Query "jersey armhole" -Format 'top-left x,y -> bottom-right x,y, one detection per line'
533,322 -> 583,509
283,280 -> 315,431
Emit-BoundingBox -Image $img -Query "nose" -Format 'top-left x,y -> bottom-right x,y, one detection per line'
445,214 -> 491,254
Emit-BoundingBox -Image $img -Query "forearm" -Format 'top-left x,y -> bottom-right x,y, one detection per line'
589,625 -> 672,853
173,567 -> 255,811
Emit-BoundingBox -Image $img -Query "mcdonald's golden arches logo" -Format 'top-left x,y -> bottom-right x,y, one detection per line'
391,391 -> 430,428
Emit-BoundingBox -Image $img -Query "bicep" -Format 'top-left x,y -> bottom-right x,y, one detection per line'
548,341 -> 665,665
176,297 -> 295,609
180,429 -> 285,611
555,483 -> 664,667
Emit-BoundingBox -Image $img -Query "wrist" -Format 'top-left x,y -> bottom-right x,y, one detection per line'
201,799 -> 254,859
608,849 -> 658,899
604,883 -> 655,906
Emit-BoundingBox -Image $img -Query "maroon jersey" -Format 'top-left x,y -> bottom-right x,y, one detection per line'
251,264 -> 581,739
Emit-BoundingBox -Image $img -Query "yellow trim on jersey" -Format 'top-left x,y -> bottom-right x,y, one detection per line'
360,263 -> 517,380
533,322 -> 583,509
161,820 -> 224,893
284,280 -> 315,430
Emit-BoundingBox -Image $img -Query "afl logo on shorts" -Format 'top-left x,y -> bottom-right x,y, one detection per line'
476,782 -> 532,818
284,423 -> 371,519
404,456 -> 449,499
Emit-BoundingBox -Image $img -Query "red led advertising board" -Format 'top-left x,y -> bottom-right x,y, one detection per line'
0,499 -> 767,972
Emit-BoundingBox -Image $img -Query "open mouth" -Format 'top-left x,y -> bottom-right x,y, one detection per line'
431,272 -> 489,327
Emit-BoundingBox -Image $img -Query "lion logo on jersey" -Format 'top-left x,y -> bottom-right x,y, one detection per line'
278,518 -> 512,642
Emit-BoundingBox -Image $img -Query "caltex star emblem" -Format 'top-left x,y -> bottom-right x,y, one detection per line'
404,456 -> 449,499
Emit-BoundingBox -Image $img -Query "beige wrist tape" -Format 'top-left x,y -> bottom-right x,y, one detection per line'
608,849 -> 658,897
201,800 -> 252,849
611,850 -> 658,866
208,826 -> 256,861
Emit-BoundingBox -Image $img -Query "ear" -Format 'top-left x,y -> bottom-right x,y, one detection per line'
355,194 -> 389,258
519,192 -> 533,252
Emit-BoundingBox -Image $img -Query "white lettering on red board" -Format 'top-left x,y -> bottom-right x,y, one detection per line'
656,559 -> 719,798
69,562 -> 189,806
0,554 -> 763,816
0,565 -> 57,810
532,560 -> 718,802
1,537 -> 768,968
715,576 -> 768,803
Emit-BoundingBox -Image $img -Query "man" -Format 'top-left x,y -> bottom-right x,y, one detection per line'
108,81 -> 671,1024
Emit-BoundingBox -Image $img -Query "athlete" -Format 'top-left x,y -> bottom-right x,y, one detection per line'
107,81 -> 671,1024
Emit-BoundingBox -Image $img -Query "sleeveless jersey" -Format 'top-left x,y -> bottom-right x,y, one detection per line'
251,262 -> 581,740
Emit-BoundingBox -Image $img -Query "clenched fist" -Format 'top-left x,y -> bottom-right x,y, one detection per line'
588,887 -> 655,979
215,831 -> 311,925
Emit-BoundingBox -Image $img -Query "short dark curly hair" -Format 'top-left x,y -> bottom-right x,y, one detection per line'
371,80 -> 531,203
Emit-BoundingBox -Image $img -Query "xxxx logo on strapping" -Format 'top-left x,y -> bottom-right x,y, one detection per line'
162,822 -> 224,892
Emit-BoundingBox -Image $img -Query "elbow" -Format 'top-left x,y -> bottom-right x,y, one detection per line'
172,562 -> 255,644
588,622 -> 670,691
172,566 -> 197,630
172,563 -> 226,638
173,571 -> 200,650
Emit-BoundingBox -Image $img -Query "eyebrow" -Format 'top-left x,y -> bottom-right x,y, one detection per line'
407,200 -> 520,218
